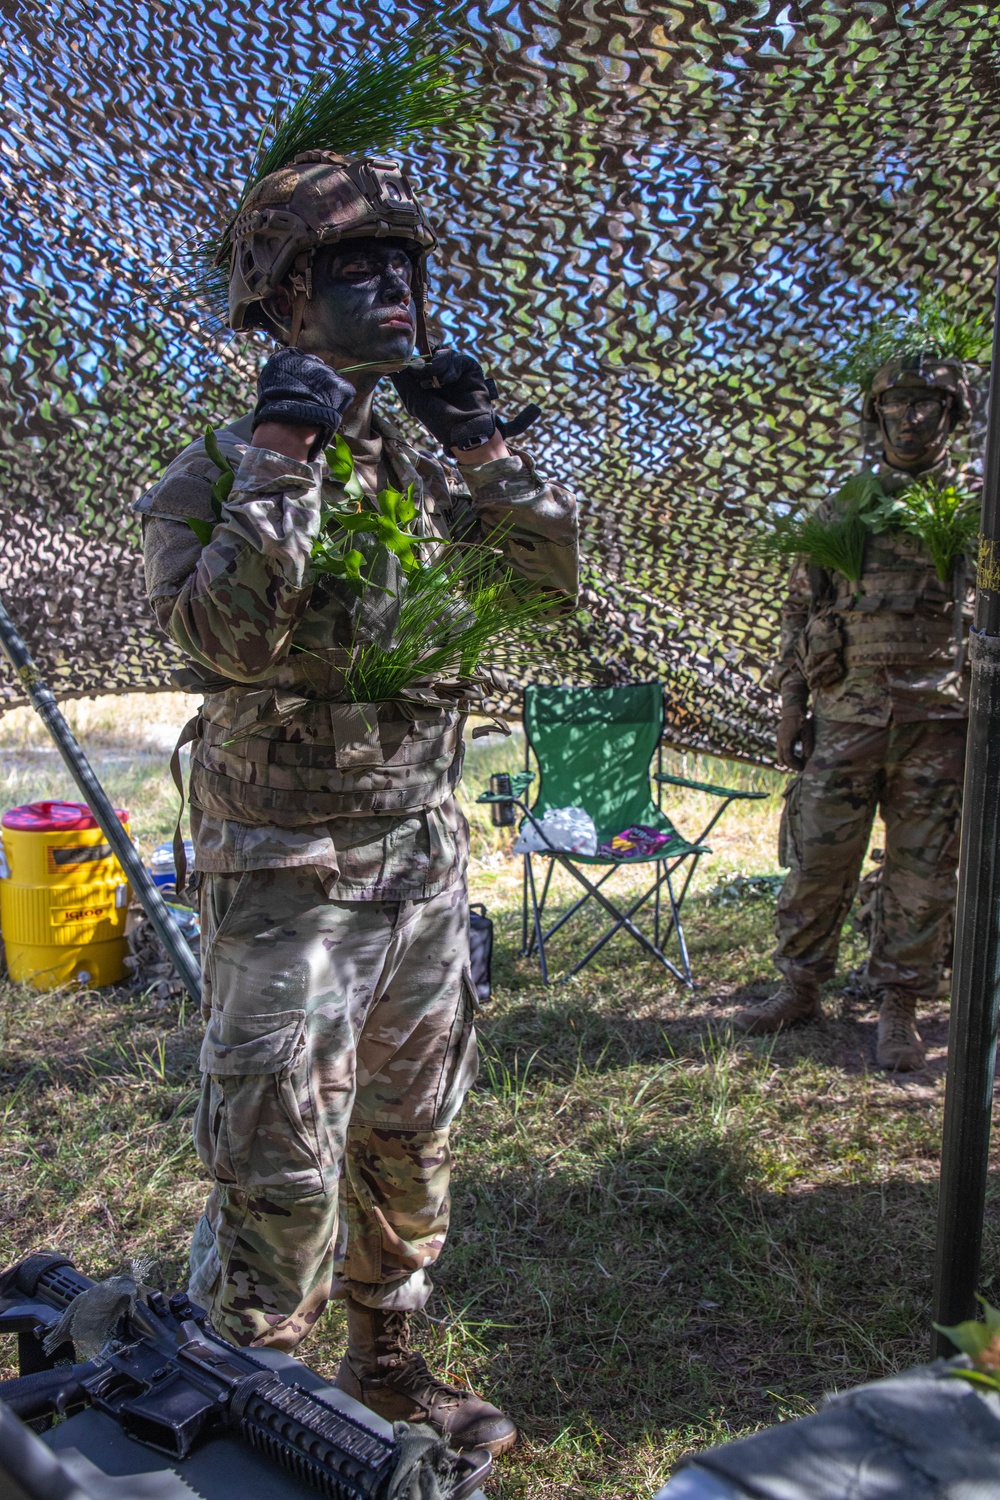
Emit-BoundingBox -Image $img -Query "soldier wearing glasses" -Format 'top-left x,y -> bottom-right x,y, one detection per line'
736,352 -> 974,1071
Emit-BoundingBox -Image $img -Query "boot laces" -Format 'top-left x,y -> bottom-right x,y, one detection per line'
373,1312 -> 468,1412
376,1310 -> 411,1355
881,995 -> 918,1047
385,1350 -> 467,1412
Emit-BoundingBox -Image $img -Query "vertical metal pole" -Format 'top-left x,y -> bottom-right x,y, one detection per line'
0,595 -> 202,1005
932,257 -> 1000,1352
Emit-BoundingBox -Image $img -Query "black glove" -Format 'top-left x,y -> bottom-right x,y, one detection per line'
776,710 -> 815,771
391,348 -> 542,453
252,348 -> 355,454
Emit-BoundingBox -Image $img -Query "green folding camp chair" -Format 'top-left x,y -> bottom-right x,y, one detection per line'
478,683 -> 766,985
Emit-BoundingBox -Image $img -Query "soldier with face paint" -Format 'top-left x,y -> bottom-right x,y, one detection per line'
134,144 -> 578,1454
735,352 -> 974,1071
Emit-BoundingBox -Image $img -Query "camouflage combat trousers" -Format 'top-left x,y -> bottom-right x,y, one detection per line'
774,717 -> 966,996
187,868 -> 478,1352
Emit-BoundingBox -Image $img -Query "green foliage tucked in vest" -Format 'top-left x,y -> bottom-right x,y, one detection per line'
192,430 -> 555,704
758,471 -> 978,586
312,435 -> 424,593
346,547 -> 551,704
864,476 -> 979,584
317,438 -> 554,701
756,474 -> 881,586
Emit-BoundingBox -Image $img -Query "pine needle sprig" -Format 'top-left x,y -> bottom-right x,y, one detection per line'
756,509 -> 869,586
345,545 -> 555,705
204,26 -> 473,284
754,475 -> 882,585
827,287 -> 992,394
250,35 -> 465,194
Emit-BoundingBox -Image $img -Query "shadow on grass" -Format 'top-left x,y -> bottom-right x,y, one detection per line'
0,884 -> 957,1476
433,1132 -> 944,1445
472,987 -> 901,1084
0,981 -> 202,1109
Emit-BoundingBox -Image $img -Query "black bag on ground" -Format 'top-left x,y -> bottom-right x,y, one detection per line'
469,904 -> 493,1004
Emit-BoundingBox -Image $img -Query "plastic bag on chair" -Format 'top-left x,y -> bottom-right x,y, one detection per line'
513,806 -> 598,856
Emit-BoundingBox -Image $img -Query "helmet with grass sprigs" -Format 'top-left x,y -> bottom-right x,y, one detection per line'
863,351 -> 971,426
225,150 -> 437,351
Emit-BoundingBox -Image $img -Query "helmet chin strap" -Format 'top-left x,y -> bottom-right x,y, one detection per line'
287,250 -> 314,348
413,259 -> 431,357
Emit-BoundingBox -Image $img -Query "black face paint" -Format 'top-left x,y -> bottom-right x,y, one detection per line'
300,238 -> 417,369
876,390 -> 953,472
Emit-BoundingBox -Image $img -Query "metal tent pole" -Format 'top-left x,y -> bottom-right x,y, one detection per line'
0,595 -> 202,1005
931,258 -> 1000,1352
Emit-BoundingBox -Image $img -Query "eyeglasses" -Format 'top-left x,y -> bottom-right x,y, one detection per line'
876,394 -> 949,420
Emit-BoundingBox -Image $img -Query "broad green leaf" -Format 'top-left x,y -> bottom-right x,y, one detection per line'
210,467 -> 234,517
377,524 -> 421,574
977,1295 -> 1000,1334
204,426 -> 235,476
836,473 -> 884,513
326,435 -> 355,485
398,482 -> 417,526
933,1318 -> 995,1359
337,512 -> 380,534
379,485 -> 403,520
186,516 -> 215,546
326,438 -> 366,502
374,485 -> 422,573
341,548 -> 367,595
378,484 -> 417,528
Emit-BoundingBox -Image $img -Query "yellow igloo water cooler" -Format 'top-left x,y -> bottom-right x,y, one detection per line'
0,800 -> 131,990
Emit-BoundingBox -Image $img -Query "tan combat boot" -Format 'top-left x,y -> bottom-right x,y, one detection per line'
733,974 -> 822,1035
876,989 -> 926,1071
335,1301 -> 518,1456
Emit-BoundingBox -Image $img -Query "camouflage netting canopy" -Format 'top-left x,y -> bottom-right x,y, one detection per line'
1,0 -> 997,762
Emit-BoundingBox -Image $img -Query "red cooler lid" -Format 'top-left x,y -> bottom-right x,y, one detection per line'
2,800 -> 129,832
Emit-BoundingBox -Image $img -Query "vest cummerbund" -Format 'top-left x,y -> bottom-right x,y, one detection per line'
832,547 -> 960,669
190,688 -> 465,827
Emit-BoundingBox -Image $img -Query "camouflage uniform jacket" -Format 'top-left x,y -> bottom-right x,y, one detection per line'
136,410 -> 578,896
771,461 -> 974,727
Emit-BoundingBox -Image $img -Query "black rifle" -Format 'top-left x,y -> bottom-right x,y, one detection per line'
0,1254 -> 489,1500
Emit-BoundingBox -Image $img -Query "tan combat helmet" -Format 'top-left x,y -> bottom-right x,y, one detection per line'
863,350 -> 971,426
224,150 -> 437,350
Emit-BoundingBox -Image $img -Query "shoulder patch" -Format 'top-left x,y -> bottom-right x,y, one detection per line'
134,470 -> 215,523
132,421 -> 251,519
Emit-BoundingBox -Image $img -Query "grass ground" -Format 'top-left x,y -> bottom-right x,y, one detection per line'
0,694 -> 986,1498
